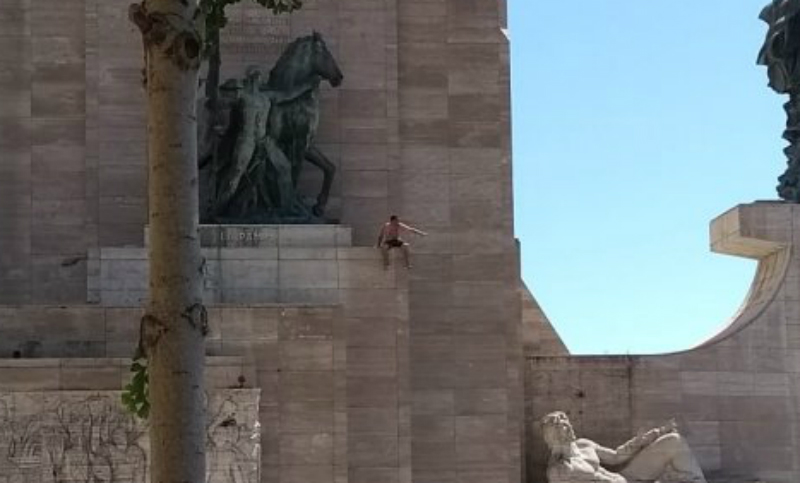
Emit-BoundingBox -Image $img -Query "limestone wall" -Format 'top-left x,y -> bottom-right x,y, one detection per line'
1,1 -> 523,482
520,283 -> 568,358
524,202 -> 800,483
395,3 -> 523,483
88,225 -> 383,305
1,0 -> 406,302
0,303 -> 403,483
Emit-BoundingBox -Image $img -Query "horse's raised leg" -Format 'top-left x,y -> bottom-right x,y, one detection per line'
305,144 -> 335,217
289,139 -> 306,188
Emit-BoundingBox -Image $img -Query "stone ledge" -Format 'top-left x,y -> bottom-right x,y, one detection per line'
144,224 -> 354,248
89,242 -> 402,306
710,201 -> 790,259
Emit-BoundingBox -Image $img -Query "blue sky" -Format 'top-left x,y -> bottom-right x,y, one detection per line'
508,1 -> 786,354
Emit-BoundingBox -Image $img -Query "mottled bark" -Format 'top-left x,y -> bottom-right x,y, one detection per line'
129,0 -> 207,482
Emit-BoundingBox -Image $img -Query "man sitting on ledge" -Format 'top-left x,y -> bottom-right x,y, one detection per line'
541,411 -> 707,483
376,215 -> 427,269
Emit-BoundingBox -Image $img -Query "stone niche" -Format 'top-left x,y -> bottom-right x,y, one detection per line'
0,389 -> 260,483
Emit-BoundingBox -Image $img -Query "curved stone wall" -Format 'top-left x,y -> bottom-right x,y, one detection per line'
525,202 -> 800,483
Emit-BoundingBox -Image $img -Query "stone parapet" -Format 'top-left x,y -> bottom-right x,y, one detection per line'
0,356 -> 254,391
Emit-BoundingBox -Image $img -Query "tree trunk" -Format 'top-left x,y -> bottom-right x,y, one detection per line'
129,1 -> 207,482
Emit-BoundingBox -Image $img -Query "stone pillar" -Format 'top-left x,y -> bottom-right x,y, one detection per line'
28,0 -> 89,302
397,1 -> 523,483
0,0 -> 32,303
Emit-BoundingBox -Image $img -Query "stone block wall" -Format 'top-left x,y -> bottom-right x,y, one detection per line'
396,2 -> 523,483
0,306 -> 351,483
0,269 -> 410,483
0,355 -> 255,392
524,202 -> 800,483
0,0 -> 92,304
88,225 -> 407,306
1,1 -> 525,483
520,283 -> 568,358
0,0 -> 404,302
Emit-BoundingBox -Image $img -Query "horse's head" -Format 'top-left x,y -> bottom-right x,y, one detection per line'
309,31 -> 343,87
268,32 -> 344,91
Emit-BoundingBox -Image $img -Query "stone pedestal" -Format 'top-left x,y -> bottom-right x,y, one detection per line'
89,224 -> 402,306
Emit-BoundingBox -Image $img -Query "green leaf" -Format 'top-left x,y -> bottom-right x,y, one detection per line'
138,401 -> 150,419
122,352 -> 150,420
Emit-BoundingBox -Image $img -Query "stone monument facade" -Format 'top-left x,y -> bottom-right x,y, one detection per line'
0,2 -> 523,483
2,2 -> 798,483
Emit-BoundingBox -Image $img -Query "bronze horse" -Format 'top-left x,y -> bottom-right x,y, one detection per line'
264,31 -> 343,217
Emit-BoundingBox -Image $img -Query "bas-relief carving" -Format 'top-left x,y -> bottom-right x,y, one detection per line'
0,391 -> 259,483
199,32 -> 343,225
759,0 -> 800,201
540,412 -> 708,483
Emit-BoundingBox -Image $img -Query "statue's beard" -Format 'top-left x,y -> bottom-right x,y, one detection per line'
557,424 -> 576,444
545,423 -> 577,447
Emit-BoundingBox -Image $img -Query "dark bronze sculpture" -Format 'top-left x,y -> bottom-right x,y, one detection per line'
759,0 -> 800,201
199,32 -> 343,223
266,31 -> 343,218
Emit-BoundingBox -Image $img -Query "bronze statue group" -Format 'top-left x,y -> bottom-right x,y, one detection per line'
198,32 -> 343,224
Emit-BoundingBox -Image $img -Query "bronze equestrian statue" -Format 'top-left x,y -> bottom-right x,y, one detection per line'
198,32 -> 343,223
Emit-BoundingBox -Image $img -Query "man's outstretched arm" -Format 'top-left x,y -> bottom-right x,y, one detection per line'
399,222 -> 427,236
594,422 -> 671,467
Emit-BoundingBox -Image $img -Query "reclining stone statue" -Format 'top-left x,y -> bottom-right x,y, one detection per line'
540,411 -> 707,483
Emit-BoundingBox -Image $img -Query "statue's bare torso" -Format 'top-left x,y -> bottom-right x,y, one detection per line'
548,440 -> 628,483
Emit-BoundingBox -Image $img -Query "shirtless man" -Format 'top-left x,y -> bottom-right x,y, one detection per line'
541,411 -> 707,483
376,215 -> 427,269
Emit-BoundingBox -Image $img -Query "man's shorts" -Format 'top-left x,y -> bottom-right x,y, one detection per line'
384,239 -> 405,248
